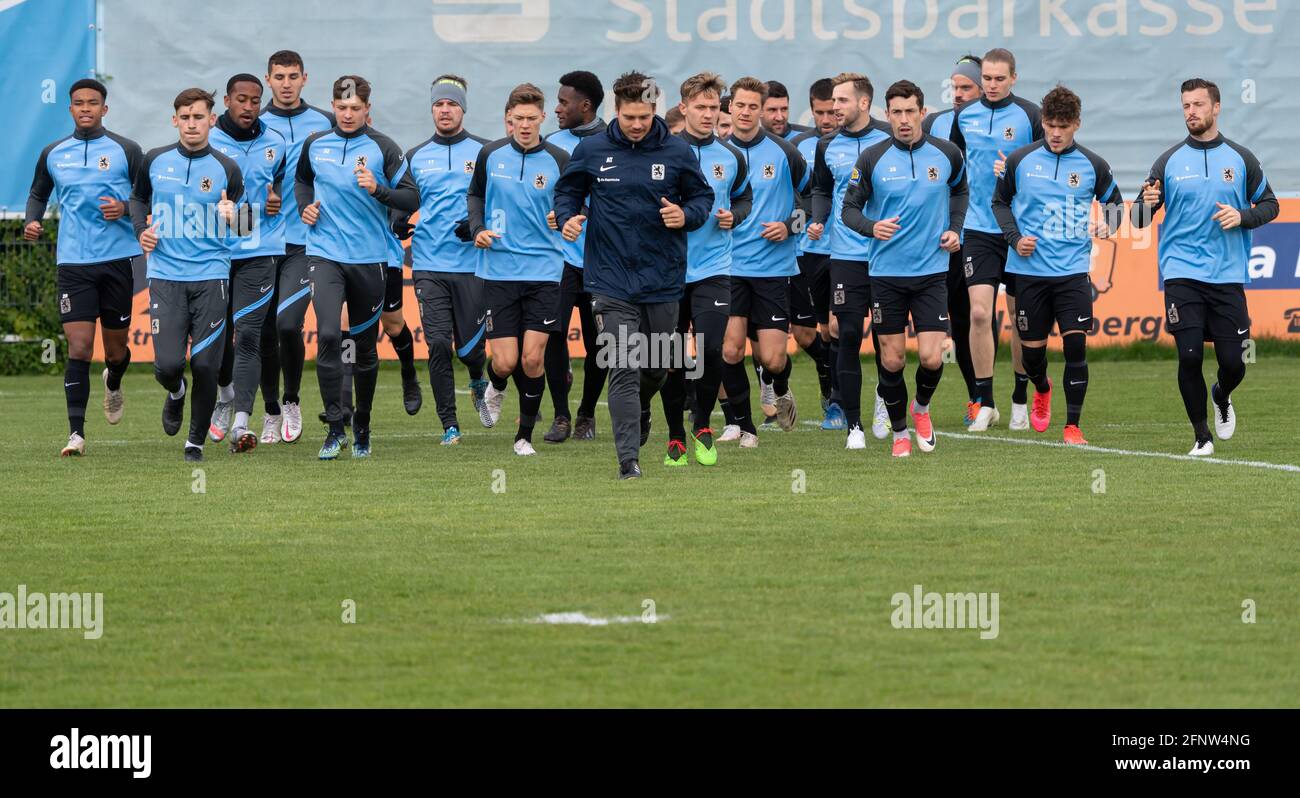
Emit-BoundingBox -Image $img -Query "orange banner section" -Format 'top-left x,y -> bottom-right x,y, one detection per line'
99,201 -> 1300,362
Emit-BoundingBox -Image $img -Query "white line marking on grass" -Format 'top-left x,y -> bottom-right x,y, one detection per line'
521,612 -> 667,626
937,430 -> 1300,473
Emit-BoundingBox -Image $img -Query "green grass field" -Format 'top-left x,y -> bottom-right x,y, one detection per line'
1,352 -> 1297,707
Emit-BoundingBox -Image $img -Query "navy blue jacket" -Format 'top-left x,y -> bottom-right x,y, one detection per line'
553,116 -> 714,303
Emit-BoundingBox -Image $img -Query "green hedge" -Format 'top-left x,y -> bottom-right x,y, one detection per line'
0,218 -> 64,375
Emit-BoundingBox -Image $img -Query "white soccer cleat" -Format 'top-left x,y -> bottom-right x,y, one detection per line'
261,414 -> 282,444
775,391 -> 798,432
1188,439 -> 1215,457
845,425 -> 866,450
967,405 -> 1001,432
717,424 -> 742,442
102,368 -> 124,425
513,438 -> 537,456
1008,402 -> 1030,431
60,432 -> 86,457
280,401 -> 303,442
871,390 -> 889,439
738,431 -> 759,449
482,383 -> 505,428
1213,396 -> 1237,441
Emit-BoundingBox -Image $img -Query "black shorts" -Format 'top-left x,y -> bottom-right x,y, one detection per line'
384,265 -> 404,312
685,275 -> 731,322
730,275 -> 790,332
796,253 -> 832,325
412,271 -> 486,356
56,259 -> 135,328
829,258 -> 871,317
1164,278 -> 1251,342
484,279 -> 561,339
1013,273 -> 1094,341
962,229 -> 1016,297
870,273 -> 949,335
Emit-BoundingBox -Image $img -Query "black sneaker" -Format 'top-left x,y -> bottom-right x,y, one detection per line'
162,377 -> 186,436
543,416 -> 572,443
401,369 -> 422,415
572,415 -> 595,440
619,459 -> 642,480
639,410 -> 652,447
183,444 -> 203,462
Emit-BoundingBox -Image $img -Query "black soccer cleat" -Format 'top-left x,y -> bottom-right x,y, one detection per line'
162,377 -> 186,437
401,369 -> 422,415
543,416 -> 572,444
183,445 -> 203,462
619,458 -> 642,480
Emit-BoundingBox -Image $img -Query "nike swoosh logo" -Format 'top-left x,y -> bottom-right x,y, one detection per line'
524,393 -> 541,398
370,302 -> 383,312
599,165 -> 617,172
771,316 -> 785,322
713,301 -> 727,307
1077,316 -> 1091,322
543,318 -> 557,325
387,302 -> 400,309
1237,328 -> 1249,334
210,321 -> 221,328
64,383 -> 78,388
1069,380 -> 1087,386
119,314 -> 131,322
476,315 -> 486,324
938,315 -> 949,321
299,278 -> 310,285
260,284 -> 272,293
796,314 -> 812,320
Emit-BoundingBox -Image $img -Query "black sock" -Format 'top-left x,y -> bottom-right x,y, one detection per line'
352,409 -> 371,433
390,325 -> 415,377
915,364 -> 943,408
723,360 -> 756,433
104,348 -> 131,391
1022,346 -> 1050,393
65,359 -> 91,437
516,371 -> 544,442
836,314 -> 865,428
544,332 -> 572,421
1174,330 -> 1208,440
879,367 -> 908,432
771,357 -> 793,396
1063,334 -> 1087,426
1212,339 -> 1247,405
1012,371 -> 1030,404
464,353 -> 485,382
827,336 -> 841,404
662,369 -> 687,441
975,377 -> 994,408
721,393 -> 738,426
803,336 -> 831,399
489,363 -> 510,392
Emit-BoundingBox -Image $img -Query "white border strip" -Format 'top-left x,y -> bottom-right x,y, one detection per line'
938,430 -> 1300,473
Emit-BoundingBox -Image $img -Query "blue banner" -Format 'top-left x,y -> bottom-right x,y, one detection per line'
0,0 -> 97,213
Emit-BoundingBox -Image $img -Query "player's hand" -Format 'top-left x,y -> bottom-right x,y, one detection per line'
301,200 -> 321,226
1141,179 -> 1162,206
806,222 -> 824,241
98,196 -> 126,221
760,221 -> 788,241
993,150 -> 1007,178
546,210 -> 558,231
1015,235 -> 1038,257
562,214 -> 586,242
22,220 -> 43,241
355,165 -> 378,194
1089,220 -> 1112,239
873,216 -> 901,241
1212,202 -> 1242,230
659,197 -> 685,229
265,186 -> 281,217
939,230 -> 961,252
474,229 -> 501,248
139,223 -> 160,254
217,190 -> 236,225
715,208 -> 734,230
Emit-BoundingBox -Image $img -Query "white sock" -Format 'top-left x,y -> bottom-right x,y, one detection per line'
169,381 -> 186,400
218,383 -> 235,403
234,411 -> 250,432
913,402 -> 929,415
184,441 -> 202,450
893,429 -> 909,441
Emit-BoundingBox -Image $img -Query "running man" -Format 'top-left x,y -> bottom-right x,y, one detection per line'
1131,78 -> 1277,456
25,78 -> 142,457
842,80 -> 968,457
130,88 -> 251,461
467,84 -> 570,456
295,75 -> 419,459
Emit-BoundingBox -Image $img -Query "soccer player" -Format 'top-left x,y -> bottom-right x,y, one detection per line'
379,220 -> 421,416
949,48 -> 1043,432
295,75 -> 419,459
542,70 -> 610,443
723,76 -> 810,442
554,70 -> 714,479
1131,78 -> 1278,456
842,80 -> 967,457
808,72 -> 891,450
130,88 -> 251,461
992,85 -> 1124,446
791,78 -> 840,427
467,84 -> 569,456
25,78 -> 142,457
392,75 -> 490,446
259,50 -> 336,443
662,71 -> 751,465
761,80 -> 811,141
717,95 -> 733,141
922,55 -> 987,425
206,74 -> 287,452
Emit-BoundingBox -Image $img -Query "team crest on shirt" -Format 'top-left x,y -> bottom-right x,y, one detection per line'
849,168 -> 861,186
355,155 -> 367,169
1222,168 -> 1235,183
651,163 -> 665,180
533,173 -> 548,189
1068,172 -> 1081,188
200,176 -> 212,193
927,166 -> 939,181
762,164 -> 775,180
464,160 -> 475,174
1003,126 -> 1015,141
97,155 -> 110,171
712,163 -> 725,180
265,147 -> 276,163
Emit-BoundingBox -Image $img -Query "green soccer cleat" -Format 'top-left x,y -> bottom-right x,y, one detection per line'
693,428 -> 717,466
663,439 -> 688,467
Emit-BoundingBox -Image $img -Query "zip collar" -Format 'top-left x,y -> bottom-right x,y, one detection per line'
1184,133 -> 1224,151
335,123 -> 370,140
728,129 -> 767,149
71,125 -> 105,141
1044,141 -> 1079,156
433,129 -> 471,146
890,135 -> 926,151
263,101 -> 315,119
568,118 -> 606,138
979,94 -> 1016,111
217,111 -> 262,142
679,131 -> 716,147
509,137 -> 547,155
176,142 -> 212,160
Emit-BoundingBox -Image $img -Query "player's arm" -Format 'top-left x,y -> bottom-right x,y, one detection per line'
372,135 -> 419,212
552,138 -> 592,230
810,137 -> 833,225
781,137 -> 811,234
946,144 -> 969,236
839,150 -> 879,237
676,151 -> 715,232
220,155 -> 255,236
24,143 -> 57,228
129,148 -> 159,237
729,161 -> 753,227
1234,144 -> 1280,230
1087,151 -> 1125,237
465,145 -> 490,239
294,134 -> 318,215
991,153 -> 1023,247
1131,147 -> 1174,229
